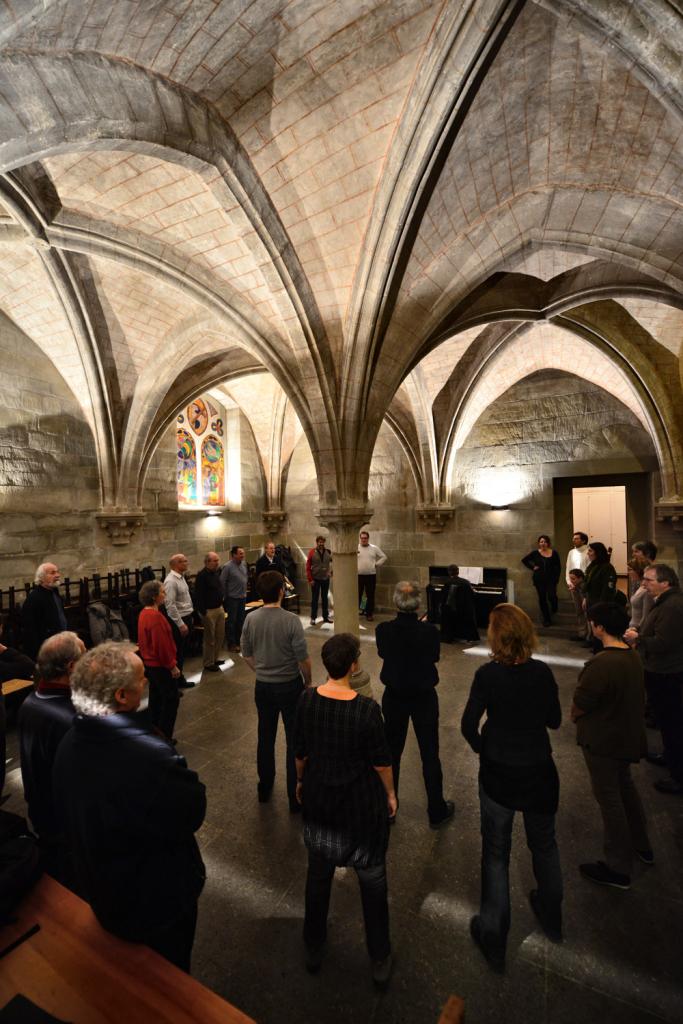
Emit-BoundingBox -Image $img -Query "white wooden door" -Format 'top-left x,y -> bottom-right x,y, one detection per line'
572,485 -> 628,573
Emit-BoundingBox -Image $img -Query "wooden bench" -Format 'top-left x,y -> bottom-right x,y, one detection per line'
0,875 -> 255,1023
1,677 -> 33,698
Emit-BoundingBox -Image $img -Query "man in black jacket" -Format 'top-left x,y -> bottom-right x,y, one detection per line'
193,550 -> 225,673
376,582 -> 454,828
18,631 -> 83,879
21,562 -> 68,659
254,540 -> 285,579
53,642 -> 206,971
624,563 -> 683,795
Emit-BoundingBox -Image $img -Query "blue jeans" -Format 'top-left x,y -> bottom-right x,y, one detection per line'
478,781 -> 562,955
226,597 -> 246,646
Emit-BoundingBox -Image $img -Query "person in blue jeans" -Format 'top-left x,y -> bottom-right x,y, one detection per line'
461,603 -> 563,972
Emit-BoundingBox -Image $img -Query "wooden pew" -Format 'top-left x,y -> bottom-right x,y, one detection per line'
0,875 -> 255,1024
1,677 -> 33,698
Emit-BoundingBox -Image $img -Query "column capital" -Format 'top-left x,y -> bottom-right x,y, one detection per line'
317,504 -> 373,554
95,508 -> 145,545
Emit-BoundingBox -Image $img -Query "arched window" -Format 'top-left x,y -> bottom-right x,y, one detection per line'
176,428 -> 197,505
201,435 -> 224,506
176,393 -> 238,509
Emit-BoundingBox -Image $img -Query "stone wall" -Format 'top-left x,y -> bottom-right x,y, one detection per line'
283,370 -> 665,619
1,335 -> 675,619
0,316 -> 269,588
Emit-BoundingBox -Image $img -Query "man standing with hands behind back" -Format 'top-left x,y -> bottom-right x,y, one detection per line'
358,530 -> 387,623
241,571 -> 312,813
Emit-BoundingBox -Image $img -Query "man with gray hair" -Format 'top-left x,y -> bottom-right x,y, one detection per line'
624,563 -> 683,795
375,582 -> 454,829
163,553 -> 195,687
53,642 -> 206,970
21,562 -> 68,659
18,631 -> 84,877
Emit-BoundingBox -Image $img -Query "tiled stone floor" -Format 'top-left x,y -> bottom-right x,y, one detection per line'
4,618 -> 683,1023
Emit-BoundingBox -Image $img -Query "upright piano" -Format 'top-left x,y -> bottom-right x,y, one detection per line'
426,566 -> 508,627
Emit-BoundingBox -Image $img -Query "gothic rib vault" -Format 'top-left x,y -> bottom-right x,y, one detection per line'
0,0 -> 682,623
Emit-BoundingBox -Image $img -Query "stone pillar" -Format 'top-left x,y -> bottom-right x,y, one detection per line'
317,504 -> 371,638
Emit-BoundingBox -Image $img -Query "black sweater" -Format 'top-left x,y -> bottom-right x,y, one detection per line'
461,658 -> 561,812
521,550 -> 561,587
376,612 -> 440,697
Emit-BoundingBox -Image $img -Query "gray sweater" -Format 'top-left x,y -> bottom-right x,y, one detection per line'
241,606 -> 308,682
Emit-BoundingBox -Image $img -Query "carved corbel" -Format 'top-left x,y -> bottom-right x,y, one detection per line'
262,508 -> 288,534
655,497 -> 683,531
95,508 -> 145,546
416,504 -> 455,533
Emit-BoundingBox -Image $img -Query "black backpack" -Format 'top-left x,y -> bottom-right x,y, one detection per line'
0,810 -> 42,924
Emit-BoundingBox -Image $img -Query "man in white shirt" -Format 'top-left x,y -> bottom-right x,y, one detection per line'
566,532 -> 590,641
357,530 -> 387,622
163,553 -> 195,685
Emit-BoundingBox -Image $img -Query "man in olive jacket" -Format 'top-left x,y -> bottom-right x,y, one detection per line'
624,564 -> 683,796
572,603 -> 650,890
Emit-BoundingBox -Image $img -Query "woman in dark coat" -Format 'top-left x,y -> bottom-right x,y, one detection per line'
521,535 -> 562,627
582,542 -> 618,611
461,603 -> 563,973
294,633 -> 397,988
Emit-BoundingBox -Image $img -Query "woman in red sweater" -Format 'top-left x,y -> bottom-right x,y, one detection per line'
137,580 -> 181,741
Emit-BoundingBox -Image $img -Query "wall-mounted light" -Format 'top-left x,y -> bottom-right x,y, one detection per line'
489,505 -> 510,511
469,467 -> 530,507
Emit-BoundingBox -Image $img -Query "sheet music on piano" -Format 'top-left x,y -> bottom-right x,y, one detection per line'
458,566 -> 484,585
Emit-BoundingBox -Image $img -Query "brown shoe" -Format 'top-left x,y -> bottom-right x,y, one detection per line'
366,614 -> 374,622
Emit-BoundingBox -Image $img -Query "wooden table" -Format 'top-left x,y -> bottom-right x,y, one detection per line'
0,876 -> 255,1023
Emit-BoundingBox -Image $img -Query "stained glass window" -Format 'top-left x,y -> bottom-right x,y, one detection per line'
202,435 -> 224,506
176,428 -> 197,505
177,393 -> 235,509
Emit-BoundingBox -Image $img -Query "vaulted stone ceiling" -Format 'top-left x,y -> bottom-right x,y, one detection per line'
0,0 -> 681,517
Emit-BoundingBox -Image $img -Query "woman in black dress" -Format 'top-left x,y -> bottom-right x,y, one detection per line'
521,535 -> 561,627
461,603 -> 563,973
294,633 -> 397,987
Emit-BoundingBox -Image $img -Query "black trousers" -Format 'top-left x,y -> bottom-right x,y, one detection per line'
255,677 -> 303,806
304,851 -> 390,960
645,669 -> 683,783
358,575 -> 377,616
534,582 -> 558,625
311,578 -> 330,620
167,614 -> 195,672
144,902 -> 198,973
146,665 -> 180,740
381,688 -> 447,824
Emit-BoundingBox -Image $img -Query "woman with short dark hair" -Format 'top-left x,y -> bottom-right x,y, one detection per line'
137,581 -> 180,741
294,633 -> 397,988
461,604 -> 563,972
521,535 -> 561,627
